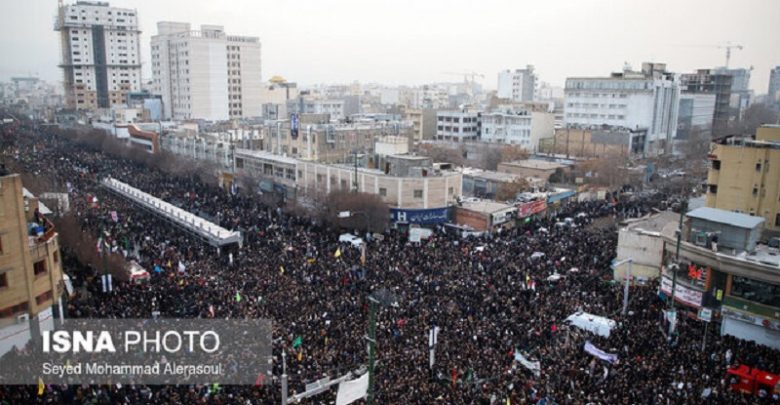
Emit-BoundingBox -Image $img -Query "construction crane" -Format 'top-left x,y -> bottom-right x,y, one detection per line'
718,42 -> 744,68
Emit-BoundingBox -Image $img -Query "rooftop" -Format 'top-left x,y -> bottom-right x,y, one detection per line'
235,148 -> 299,165
686,207 -> 764,230
501,159 -> 569,171
622,211 -> 678,235
459,199 -> 517,214
462,168 -> 523,183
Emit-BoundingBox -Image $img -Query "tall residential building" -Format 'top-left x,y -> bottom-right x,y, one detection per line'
564,62 -> 680,155
706,125 -> 780,232
497,66 -> 537,102
768,66 -> 780,105
680,69 -> 733,133
0,172 -> 65,356
151,22 -> 262,121
54,1 -> 142,109
480,108 -> 555,151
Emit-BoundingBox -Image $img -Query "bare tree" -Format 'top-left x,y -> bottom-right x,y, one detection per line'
495,178 -> 529,201
322,190 -> 389,233
417,143 -> 466,166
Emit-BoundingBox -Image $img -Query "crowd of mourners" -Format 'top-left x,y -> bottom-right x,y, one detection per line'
0,118 -> 779,404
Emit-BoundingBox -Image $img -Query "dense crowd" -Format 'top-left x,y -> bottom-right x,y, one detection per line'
1,119 -> 779,404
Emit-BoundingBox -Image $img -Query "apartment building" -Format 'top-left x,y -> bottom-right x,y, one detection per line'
0,173 -> 65,355
480,109 -> 554,151
435,110 -> 481,142
768,66 -> 780,106
55,1 -> 142,109
497,66 -> 537,102
706,125 -> 780,232
564,62 -> 680,155
151,22 -> 262,121
679,69 -> 733,133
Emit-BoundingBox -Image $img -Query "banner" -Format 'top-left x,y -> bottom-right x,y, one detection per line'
336,372 -> 369,405
584,341 -> 618,363
516,200 -> 547,218
513,351 -> 541,377
660,276 -> 703,308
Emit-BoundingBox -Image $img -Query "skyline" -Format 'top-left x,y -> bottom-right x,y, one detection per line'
1,0 -> 779,93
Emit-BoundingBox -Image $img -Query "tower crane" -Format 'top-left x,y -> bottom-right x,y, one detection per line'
718,42 -> 744,68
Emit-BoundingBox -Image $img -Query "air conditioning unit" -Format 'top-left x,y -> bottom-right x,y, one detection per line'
16,313 -> 29,324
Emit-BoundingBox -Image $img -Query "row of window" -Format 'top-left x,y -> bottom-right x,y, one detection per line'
567,103 -> 627,109
566,113 -> 626,120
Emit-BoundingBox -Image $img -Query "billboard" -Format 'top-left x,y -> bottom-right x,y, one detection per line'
391,207 -> 450,224
516,200 -> 547,218
290,113 -> 299,140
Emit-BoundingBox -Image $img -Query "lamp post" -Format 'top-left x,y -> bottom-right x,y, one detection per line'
611,258 -> 634,315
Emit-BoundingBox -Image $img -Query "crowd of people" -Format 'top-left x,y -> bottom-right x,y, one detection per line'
1,119 -> 779,404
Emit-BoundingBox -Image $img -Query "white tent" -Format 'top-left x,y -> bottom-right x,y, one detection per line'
565,311 -> 616,338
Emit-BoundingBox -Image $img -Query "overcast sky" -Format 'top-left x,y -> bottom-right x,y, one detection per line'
1,0 -> 778,92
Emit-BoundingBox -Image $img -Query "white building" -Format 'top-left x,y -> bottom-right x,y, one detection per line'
55,1 -> 142,109
497,66 -> 537,102
300,99 -> 346,120
151,22 -> 262,121
481,109 -> 555,151
677,93 -> 716,140
564,62 -> 680,155
436,110 -> 481,141
259,77 -> 299,120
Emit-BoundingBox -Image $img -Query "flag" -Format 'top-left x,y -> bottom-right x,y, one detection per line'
254,372 -> 265,386
37,377 -> 44,396
297,351 -> 303,362
334,248 -> 341,258
178,261 -> 186,273
583,341 -> 618,363
208,305 -> 215,318
96,237 -> 103,253
235,291 -> 242,303
280,266 -> 285,275
292,336 -> 302,349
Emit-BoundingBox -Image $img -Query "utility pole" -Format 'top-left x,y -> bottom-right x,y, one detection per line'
366,296 -> 378,405
353,151 -> 359,192
281,350 -> 288,405
670,199 -> 687,308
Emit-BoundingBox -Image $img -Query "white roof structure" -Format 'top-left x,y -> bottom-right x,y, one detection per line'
101,177 -> 241,247
565,311 -> 616,338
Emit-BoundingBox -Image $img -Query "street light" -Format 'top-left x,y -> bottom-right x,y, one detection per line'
611,258 -> 634,315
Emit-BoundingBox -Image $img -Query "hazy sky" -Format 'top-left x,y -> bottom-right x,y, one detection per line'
1,0 -> 778,92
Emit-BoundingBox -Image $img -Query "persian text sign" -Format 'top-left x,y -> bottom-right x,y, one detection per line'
0,318 -> 272,385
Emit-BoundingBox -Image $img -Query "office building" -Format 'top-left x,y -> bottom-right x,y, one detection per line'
0,172 -> 65,356
55,1 -> 142,109
480,108 -> 554,151
706,125 -> 780,232
713,67 -> 753,120
151,22 -> 262,121
435,110 -> 481,142
404,108 -> 438,142
679,69 -> 733,133
564,62 -> 680,155
677,93 -> 716,140
497,66 -> 537,102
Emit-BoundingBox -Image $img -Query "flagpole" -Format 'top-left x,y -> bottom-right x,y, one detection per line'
367,296 -> 378,405
281,350 -> 288,405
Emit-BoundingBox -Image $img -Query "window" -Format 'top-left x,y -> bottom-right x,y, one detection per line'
33,261 -> 46,277
235,158 -> 244,169
0,236 -> 3,254
414,189 -> 423,199
0,301 -> 28,317
36,291 -> 53,306
753,187 -> 759,196
711,160 -> 721,170
0,273 -> 6,288
340,179 -> 348,190
756,162 -> 762,172
448,187 -> 454,195
53,252 -> 58,264
776,213 -> 780,227
317,174 -> 324,184
731,276 -> 780,307
379,188 -> 387,197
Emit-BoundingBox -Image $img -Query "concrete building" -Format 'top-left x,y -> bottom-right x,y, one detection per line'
768,66 -> 780,106
498,159 -> 570,181
565,62 -> 680,155
404,108 -> 438,142
55,1 -> 142,109
538,127 -> 644,158
480,109 -> 555,151
233,150 -> 462,223
435,110 -> 481,142
614,211 -> 679,281
150,22 -> 262,121
161,127 -> 261,171
713,67 -> 753,120
259,77 -> 299,120
461,169 -> 525,200
0,173 -> 65,356
659,207 -> 780,349
497,66 -> 537,102
706,125 -> 780,233
679,69 -> 733,133
676,93 -> 716,140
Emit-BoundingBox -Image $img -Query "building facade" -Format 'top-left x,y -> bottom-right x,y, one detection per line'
706,125 -> 780,232
679,69 -> 733,133
55,1 -> 142,109
713,67 -> 752,120
0,173 -> 65,355
497,66 -> 537,102
564,62 -> 680,155
151,22 -> 262,121
435,110 -> 481,142
538,127 -> 644,158
677,92 -> 716,140
480,110 -> 554,151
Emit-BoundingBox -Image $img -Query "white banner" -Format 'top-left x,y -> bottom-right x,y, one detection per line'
336,372 -> 369,405
660,277 -> 703,308
513,351 -> 541,377
584,341 -> 618,363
